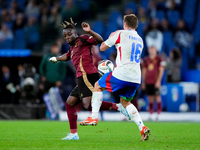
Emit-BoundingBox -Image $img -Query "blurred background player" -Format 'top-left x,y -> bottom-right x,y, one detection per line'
141,46 -> 165,121
79,14 -> 150,141
39,43 -> 66,94
49,18 -> 129,140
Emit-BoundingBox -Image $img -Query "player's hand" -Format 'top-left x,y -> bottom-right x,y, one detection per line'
155,81 -> 160,88
49,57 -> 57,63
56,81 -> 62,87
81,22 -> 91,32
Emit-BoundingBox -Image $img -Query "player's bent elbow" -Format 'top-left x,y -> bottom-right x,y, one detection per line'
100,46 -> 104,51
100,43 -> 108,51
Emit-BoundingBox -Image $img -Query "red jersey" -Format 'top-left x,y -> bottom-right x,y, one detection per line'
142,56 -> 165,84
66,35 -> 98,78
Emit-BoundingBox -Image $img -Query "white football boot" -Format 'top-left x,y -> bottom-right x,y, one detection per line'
117,103 -> 131,120
61,133 -> 79,140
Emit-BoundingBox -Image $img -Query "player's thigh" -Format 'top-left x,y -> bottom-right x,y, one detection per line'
77,73 -> 99,99
67,85 -> 80,106
82,96 -> 92,110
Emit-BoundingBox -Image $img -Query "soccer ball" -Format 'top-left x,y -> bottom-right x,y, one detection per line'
98,60 -> 114,76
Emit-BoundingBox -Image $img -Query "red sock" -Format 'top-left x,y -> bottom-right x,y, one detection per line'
100,101 -> 118,110
75,103 -> 82,112
87,101 -> 118,111
157,102 -> 162,114
65,102 -> 77,134
149,103 -> 154,114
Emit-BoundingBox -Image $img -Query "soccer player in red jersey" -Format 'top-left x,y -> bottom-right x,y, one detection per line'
141,46 -> 165,121
49,18 -> 129,140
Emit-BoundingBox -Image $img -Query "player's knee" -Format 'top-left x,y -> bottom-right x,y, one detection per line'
82,97 -> 92,110
66,100 -> 73,106
94,81 -> 99,88
94,81 -> 101,92
66,96 -> 77,106
82,101 -> 90,110
120,97 -> 131,108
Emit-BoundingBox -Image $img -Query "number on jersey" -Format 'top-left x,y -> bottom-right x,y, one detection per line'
130,43 -> 141,63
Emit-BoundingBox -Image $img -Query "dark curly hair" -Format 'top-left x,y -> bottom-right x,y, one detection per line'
60,17 -> 77,29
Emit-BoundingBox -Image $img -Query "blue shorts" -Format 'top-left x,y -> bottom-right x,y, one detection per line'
98,72 -> 140,101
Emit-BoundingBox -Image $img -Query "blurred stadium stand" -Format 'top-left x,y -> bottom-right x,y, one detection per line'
0,0 -> 200,119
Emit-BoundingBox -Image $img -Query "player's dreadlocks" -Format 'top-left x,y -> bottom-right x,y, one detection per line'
60,17 -> 77,29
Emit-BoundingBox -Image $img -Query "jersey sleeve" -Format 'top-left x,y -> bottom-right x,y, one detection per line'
158,56 -> 165,67
104,30 -> 122,47
66,49 -> 71,58
79,35 -> 96,45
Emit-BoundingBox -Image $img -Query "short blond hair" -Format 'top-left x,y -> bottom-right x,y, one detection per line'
124,14 -> 138,29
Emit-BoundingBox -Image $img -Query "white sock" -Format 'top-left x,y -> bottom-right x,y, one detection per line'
126,104 -> 144,131
116,103 -> 120,111
91,92 -> 103,119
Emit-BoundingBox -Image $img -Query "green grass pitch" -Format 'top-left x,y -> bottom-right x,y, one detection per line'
0,121 -> 199,150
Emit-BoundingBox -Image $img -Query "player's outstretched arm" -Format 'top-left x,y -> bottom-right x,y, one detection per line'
49,54 -> 70,63
81,22 -> 103,44
100,31 -> 119,51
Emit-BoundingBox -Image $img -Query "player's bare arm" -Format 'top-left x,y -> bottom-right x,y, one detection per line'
141,67 -> 147,90
81,22 -> 103,44
100,42 -> 109,51
100,31 -> 116,51
155,66 -> 164,88
49,54 -> 70,63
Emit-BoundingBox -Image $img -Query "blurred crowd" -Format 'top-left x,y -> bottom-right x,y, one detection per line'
0,0 -> 114,52
93,0 -> 200,71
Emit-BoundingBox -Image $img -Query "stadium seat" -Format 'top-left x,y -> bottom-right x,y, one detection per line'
104,22 -> 119,39
136,22 -> 145,38
140,0 -> 150,11
25,26 -> 40,50
5,22 -> 13,30
15,0 -> 27,11
193,29 -> 200,44
193,18 -> 200,43
5,0 -> 12,9
155,10 -> 165,21
13,28 -> 26,49
162,31 -> 177,55
124,2 -> 137,14
0,39 -> 13,49
167,10 -> 180,28
92,21 -> 105,36
181,48 -> 189,71
59,0 -> 66,6
108,11 -> 123,28
182,0 -> 198,31
188,42 -> 196,59
77,0 -> 91,11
